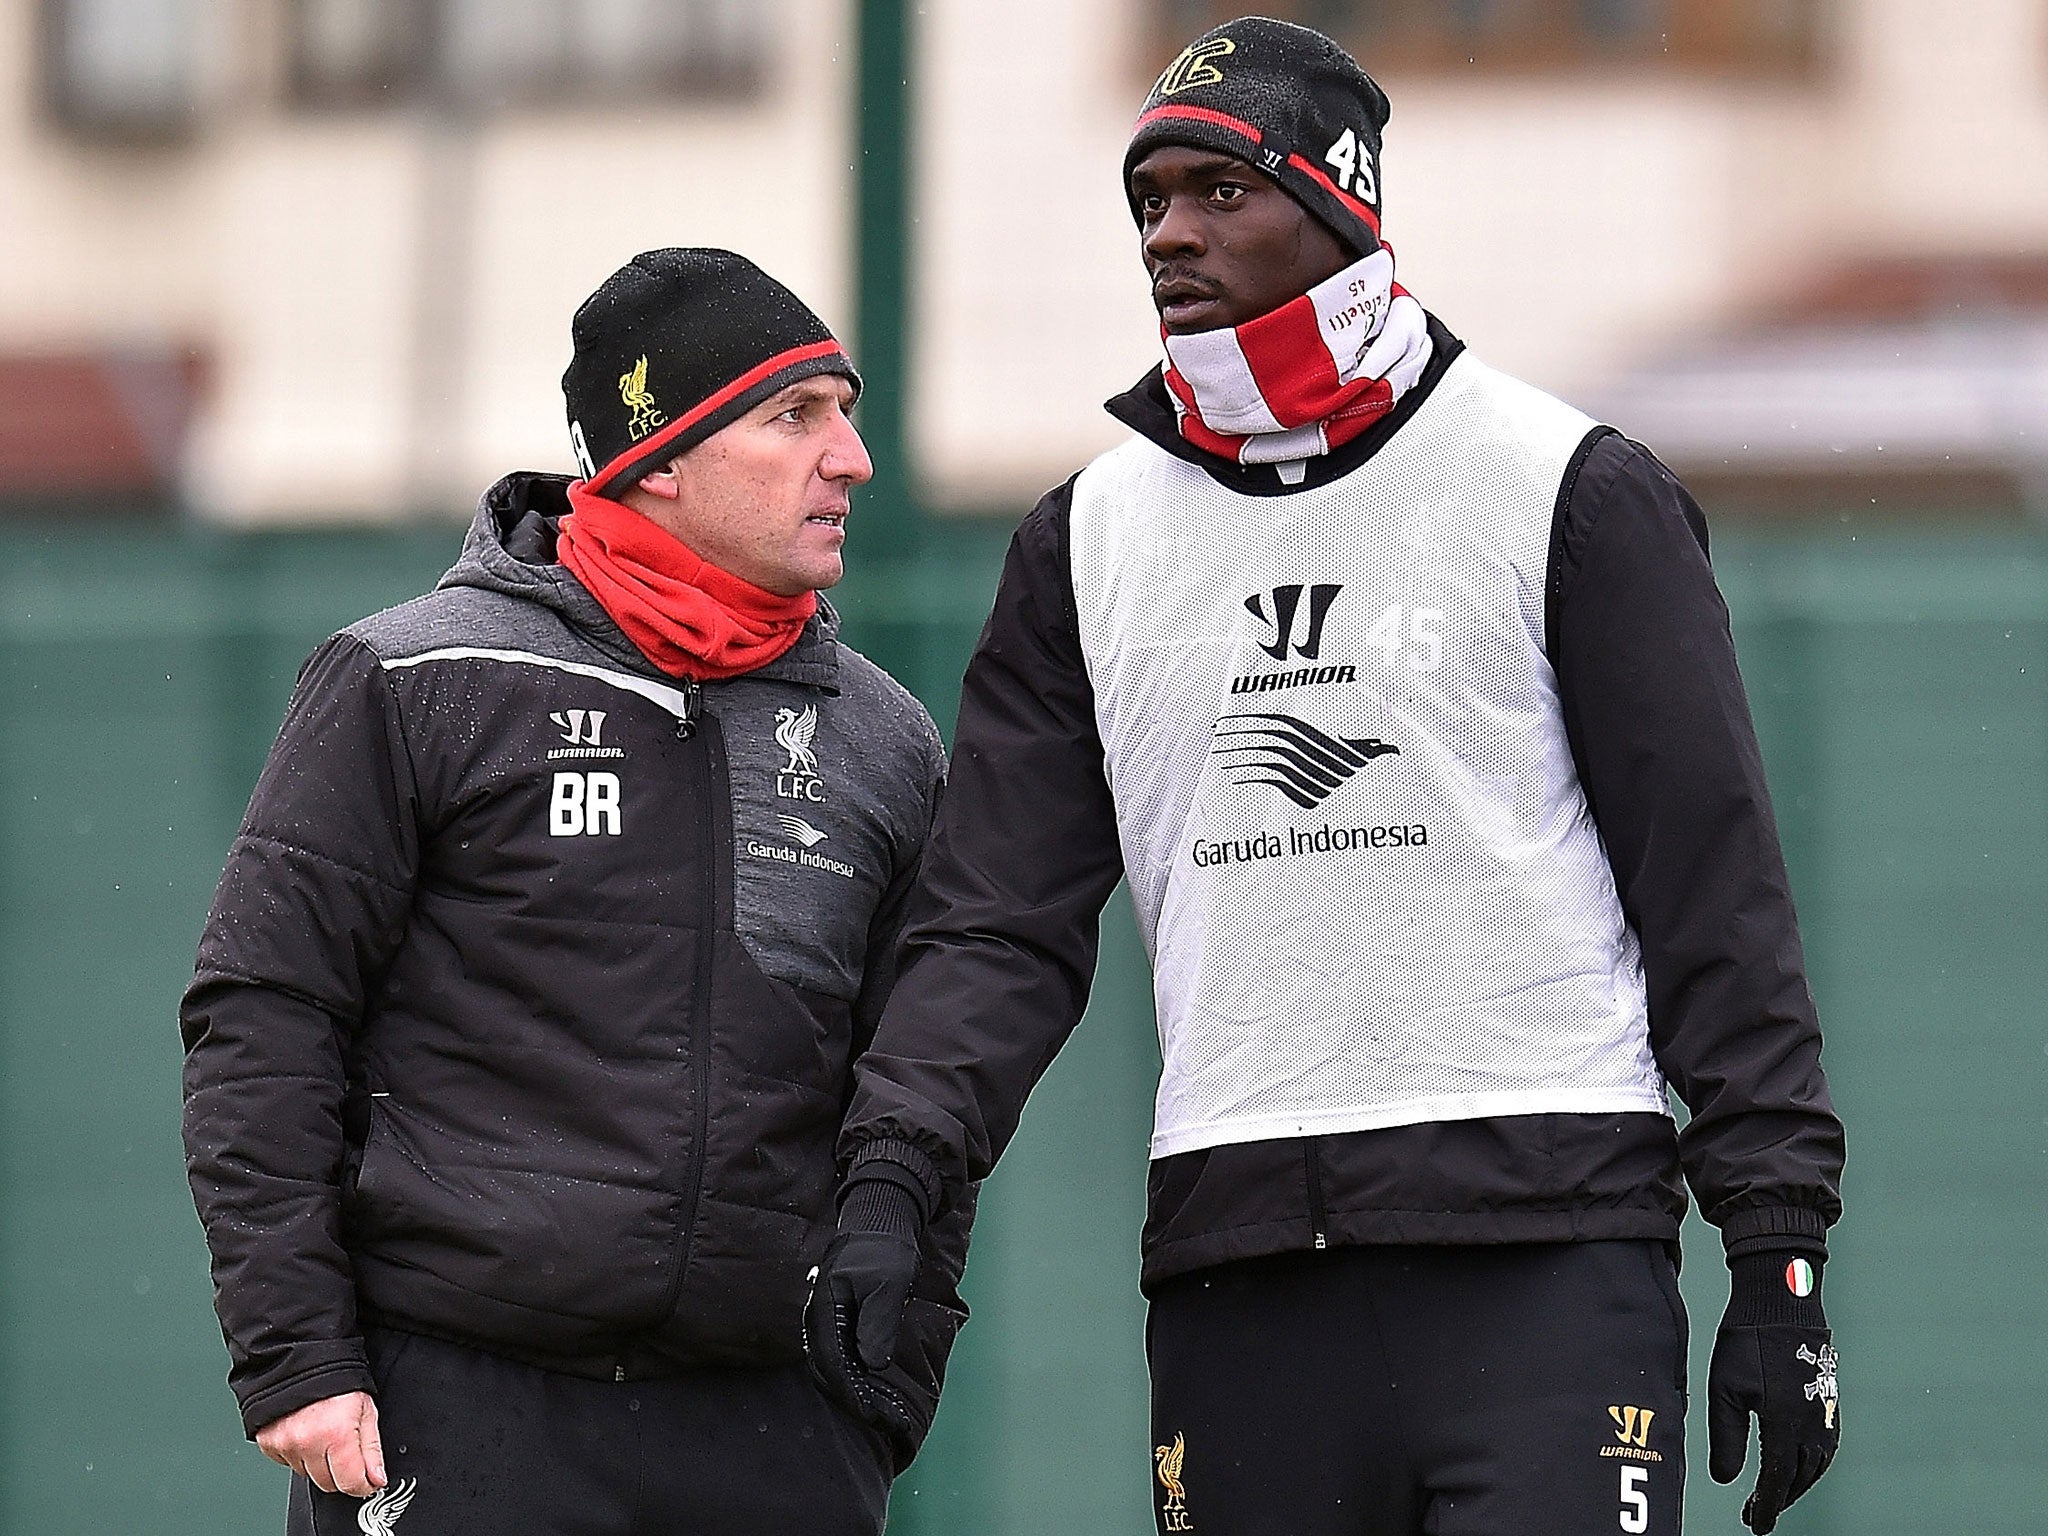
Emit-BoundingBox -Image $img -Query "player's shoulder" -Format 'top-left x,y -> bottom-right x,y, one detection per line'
342,581 -> 572,666
1434,349 -> 1604,441
1074,430 -> 1185,500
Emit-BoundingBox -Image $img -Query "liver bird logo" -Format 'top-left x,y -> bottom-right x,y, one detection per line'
618,355 -> 667,440
1154,1432 -> 1188,1511
356,1478 -> 418,1535
775,705 -> 820,777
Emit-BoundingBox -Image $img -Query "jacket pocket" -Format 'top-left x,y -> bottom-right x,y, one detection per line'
347,1095 -> 678,1329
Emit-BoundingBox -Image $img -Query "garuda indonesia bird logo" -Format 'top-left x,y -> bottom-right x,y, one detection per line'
618,354 -> 667,441
777,813 -> 829,848
775,705 -> 820,777
357,1478 -> 418,1535
1212,712 -> 1399,809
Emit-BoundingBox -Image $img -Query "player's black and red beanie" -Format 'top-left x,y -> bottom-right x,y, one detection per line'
561,248 -> 861,497
1124,17 -> 1391,257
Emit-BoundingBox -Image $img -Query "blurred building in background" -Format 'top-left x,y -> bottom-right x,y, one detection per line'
2,0 -> 852,520
3,0 -> 2046,523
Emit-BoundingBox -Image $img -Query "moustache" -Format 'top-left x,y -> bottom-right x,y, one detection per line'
1150,267 -> 1221,300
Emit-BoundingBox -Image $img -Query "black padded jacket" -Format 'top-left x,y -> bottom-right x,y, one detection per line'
181,473 -> 967,1468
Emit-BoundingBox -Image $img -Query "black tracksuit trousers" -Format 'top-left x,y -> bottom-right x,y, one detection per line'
1147,1242 -> 1688,1536
286,1328 -> 891,1536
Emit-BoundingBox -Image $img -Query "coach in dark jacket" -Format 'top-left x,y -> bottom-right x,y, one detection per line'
182,250 -> 966,1536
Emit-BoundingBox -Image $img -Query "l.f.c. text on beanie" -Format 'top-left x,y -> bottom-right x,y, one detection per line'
561,248 -> 862,497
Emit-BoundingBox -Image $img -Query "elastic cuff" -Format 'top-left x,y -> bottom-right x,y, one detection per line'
846,1138 -> 942,1220
236,1358 -> 377,1440
839,1176 -> 925,1242
1718,1203 -> 1831,1263
840,1156 -> 931,1228
1723,1250 -> 1827,1328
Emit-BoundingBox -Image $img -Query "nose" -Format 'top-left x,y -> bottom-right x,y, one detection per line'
821,407 -> 873,486
1144,193 -> 1206,264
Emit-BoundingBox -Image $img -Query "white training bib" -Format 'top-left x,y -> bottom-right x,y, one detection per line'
1069,354 -> 1668,1158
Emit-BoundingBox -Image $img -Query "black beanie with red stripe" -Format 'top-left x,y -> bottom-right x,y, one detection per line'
562,248 -> 861,497
1124,17 -> 1391,257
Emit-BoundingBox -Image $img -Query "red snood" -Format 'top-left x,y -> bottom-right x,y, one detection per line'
556,483 -> 816,681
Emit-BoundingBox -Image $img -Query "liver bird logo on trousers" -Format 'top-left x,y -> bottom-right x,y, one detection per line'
1155,1432 -> 1193,1528
357,1478 -> 418,1535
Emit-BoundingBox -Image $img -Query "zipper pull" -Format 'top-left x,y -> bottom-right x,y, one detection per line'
675,678 -> 701,740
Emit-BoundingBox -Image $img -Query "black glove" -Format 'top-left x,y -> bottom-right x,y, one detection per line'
1708,1251 -> 1840,1534
803,1173 -> 926,1450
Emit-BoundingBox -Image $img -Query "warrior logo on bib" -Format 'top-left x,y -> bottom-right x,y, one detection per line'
1246,583 -> 1341,662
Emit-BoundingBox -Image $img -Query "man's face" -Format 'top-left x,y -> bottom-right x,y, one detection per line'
1131,145 -> 1352,334
636,376 -> 871,596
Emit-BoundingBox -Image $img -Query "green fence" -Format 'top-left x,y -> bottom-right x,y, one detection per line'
1,516 -> 2042,1533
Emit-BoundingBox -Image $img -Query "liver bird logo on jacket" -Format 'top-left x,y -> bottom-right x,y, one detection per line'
357,1477 -> 418,1535
775,705 -> 820,776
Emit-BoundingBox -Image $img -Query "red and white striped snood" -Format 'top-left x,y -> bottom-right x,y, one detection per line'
1162,247 -> 1432,469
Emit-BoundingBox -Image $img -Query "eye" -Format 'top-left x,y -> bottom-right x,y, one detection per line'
1138,191 -> 1167,219
1209,180 -> 1247,205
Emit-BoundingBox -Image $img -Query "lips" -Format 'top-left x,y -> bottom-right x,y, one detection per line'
1152,271 -> 1222,324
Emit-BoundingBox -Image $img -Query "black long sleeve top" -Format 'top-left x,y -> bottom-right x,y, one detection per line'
842,322 -> 1842,1290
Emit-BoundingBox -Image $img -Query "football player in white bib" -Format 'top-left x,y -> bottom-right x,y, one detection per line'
806,18 -> 1843,1536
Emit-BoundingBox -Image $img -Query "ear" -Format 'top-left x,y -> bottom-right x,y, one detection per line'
632,462 -> 684,501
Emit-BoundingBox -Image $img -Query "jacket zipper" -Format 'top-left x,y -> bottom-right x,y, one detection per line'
1303,1137 -> 1328,1250
651,683 -> 715,1329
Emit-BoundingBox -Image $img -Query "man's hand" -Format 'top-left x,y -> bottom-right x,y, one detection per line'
803,1171 -> 928,1452
1708,1253 -> 1839,1534
804,1230 -> 921,1439
255,1391 -> 386,1497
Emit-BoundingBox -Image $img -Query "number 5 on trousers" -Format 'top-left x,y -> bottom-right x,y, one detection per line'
1619,1465 -> 1649,1532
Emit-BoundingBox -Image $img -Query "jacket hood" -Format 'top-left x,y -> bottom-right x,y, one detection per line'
440,470 -> 842,691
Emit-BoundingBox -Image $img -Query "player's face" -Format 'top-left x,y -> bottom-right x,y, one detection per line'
647,376 -> 871,596
1132,146 -> 1352,335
